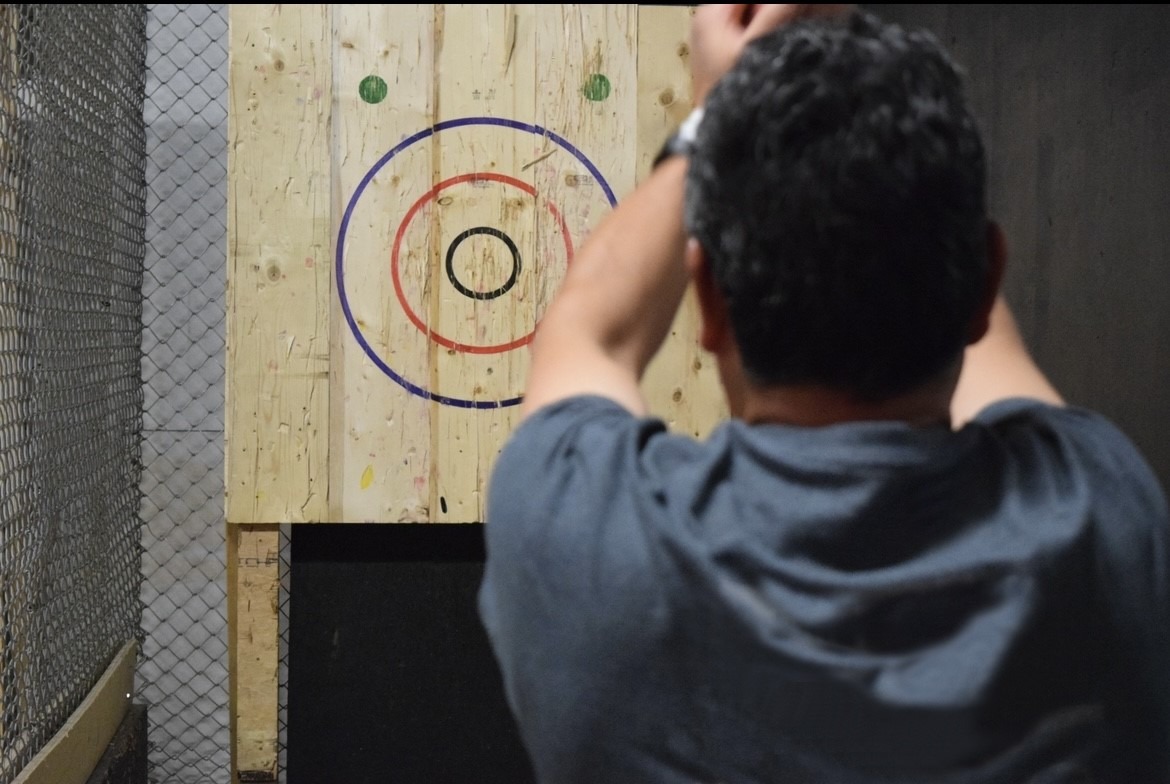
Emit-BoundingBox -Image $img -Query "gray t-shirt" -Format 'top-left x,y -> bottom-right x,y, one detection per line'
478,396 -> 1170,784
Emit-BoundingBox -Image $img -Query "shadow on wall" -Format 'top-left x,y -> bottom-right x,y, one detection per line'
868,3 -> 1170,491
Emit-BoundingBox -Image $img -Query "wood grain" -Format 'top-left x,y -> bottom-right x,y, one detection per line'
226,3 -> 333,525
228,524 -> 280,783
331,4 -> 436,523
638,5 -> 728,437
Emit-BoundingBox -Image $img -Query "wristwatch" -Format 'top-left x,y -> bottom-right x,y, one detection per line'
652,107 -> 705,170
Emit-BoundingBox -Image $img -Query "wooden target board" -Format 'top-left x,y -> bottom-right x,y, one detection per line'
227,4 -> 725,526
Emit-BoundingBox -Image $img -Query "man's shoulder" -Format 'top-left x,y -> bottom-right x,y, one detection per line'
512,394 -> 644,435
972,396 -> 1106,430
974,397 -> 1151,462
974,397 -> 1168,528
486,394 -> 716,533
495,394 -> 709,477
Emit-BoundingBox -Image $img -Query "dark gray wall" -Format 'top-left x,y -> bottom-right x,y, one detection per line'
288,525 -> 535,784
869,4 -> 1170,490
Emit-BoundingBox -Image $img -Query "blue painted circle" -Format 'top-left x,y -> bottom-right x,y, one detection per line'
336,117 -> 617,409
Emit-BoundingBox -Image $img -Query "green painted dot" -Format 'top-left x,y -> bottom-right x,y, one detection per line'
359,75 -> 388,105
582,73 -> 611,102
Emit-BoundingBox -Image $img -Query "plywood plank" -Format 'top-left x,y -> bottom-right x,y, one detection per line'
426,4 -> 541,522
228,524 -> 280,783
226,3 -> 332,525
637,5 -> 729,438
532,4 -> 638,254
331,4 -> 436,523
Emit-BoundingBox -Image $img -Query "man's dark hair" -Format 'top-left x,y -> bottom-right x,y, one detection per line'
684,11 -> 989,401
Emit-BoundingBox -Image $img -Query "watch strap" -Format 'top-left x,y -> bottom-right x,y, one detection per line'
652,107 -> 705,170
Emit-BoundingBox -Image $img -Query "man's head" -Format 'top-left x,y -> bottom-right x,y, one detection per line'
684,10 -> 995,403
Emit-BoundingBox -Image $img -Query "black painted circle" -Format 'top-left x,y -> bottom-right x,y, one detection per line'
445,226 -> 521,301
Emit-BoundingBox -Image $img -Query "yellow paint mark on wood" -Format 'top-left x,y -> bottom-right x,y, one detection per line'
331,4 -> 436,523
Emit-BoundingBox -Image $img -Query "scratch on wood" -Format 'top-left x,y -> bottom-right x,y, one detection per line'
503,9 -> 518,73
520,148 -> 556,171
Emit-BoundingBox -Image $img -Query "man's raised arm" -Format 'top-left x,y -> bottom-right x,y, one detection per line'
518,155 -> 691,420
519,4 -> 854,421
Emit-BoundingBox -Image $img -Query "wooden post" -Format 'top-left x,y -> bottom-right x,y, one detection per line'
227,4 -> 332,781
227,525 -> 280,783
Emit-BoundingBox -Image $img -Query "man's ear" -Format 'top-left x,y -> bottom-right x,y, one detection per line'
968,220 -> 1008,345
687,238 -> 731,353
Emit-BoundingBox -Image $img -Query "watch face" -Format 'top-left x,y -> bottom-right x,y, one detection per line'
678,106 -> 705,143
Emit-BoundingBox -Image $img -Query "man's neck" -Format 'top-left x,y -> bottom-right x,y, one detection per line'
736,373 -> 959,430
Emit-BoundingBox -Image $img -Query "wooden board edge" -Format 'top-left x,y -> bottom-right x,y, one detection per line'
12,640 -> 138,784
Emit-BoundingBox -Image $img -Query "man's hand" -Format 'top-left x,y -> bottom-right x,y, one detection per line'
690,4 -> 856,106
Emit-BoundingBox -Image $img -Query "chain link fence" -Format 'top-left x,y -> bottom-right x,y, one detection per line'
139,4 -> 231,782
0,4 -> 253,781
0,4 -> 147,782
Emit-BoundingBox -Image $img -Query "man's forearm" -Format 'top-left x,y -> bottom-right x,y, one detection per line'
519,156 -> 691,417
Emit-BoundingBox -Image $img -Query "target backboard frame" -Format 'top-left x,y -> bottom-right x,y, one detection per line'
226,5 -> 725,779
226,4 -> 725,529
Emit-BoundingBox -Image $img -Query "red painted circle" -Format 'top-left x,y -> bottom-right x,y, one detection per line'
390,172 -> 574,354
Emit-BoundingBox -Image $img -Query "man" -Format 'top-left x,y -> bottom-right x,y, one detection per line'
478,5 -> 1170,782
